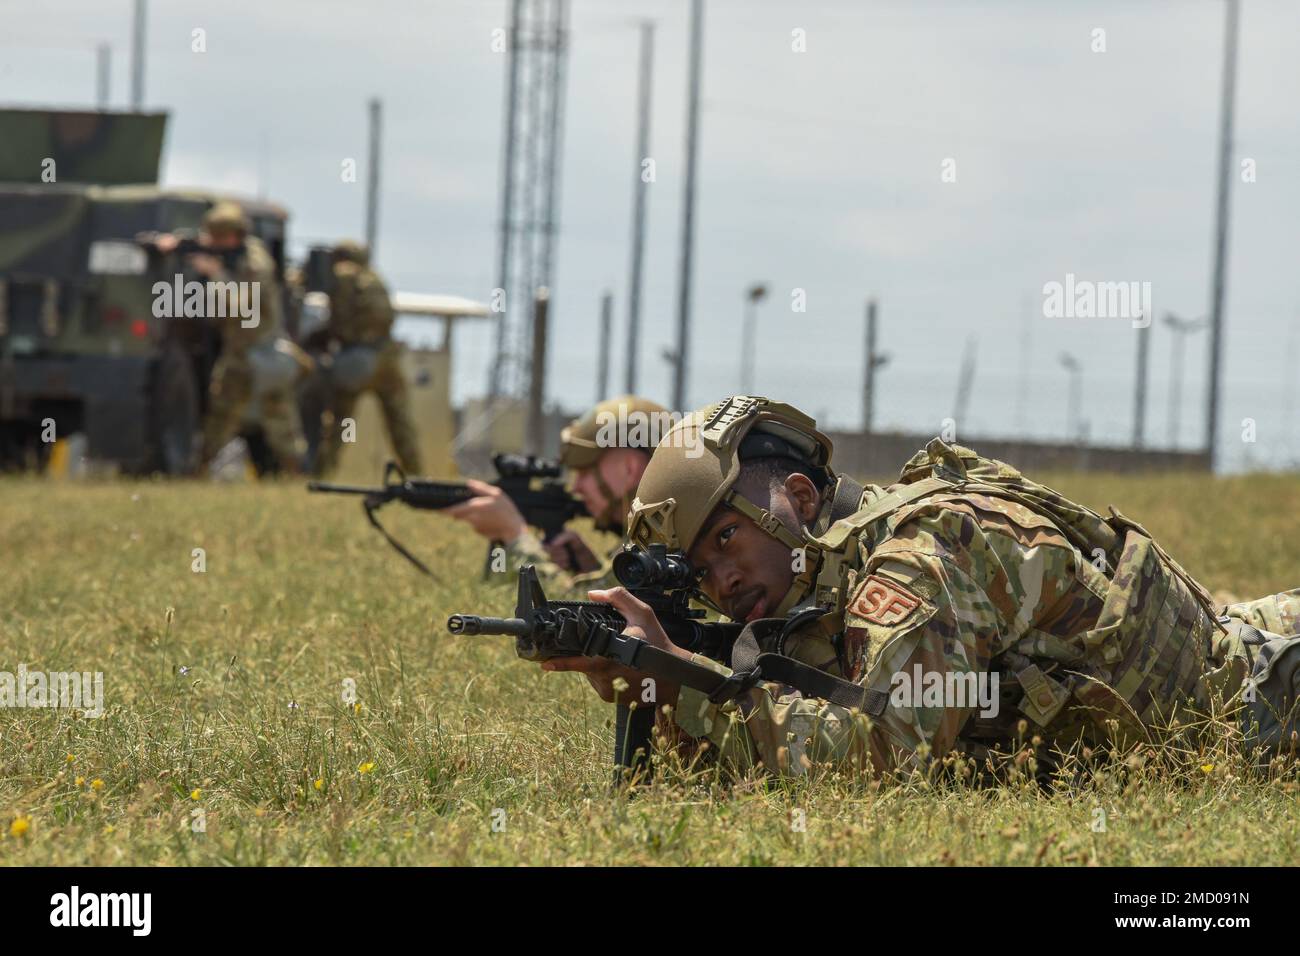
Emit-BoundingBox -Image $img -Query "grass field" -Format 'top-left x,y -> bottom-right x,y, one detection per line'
2,470 -> 1299,866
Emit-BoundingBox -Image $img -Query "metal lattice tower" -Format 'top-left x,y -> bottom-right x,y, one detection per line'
489,0 -> 570,400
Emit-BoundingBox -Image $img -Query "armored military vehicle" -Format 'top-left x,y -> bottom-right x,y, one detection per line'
0,107 -> 291,474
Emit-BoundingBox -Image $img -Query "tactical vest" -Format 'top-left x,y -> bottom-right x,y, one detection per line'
793,439 -> 1234,752
220,237 -> 282,353
330,263 -> 395,346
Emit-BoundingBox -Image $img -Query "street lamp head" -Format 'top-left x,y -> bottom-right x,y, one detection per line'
1164,312 -> 1209,332
1058,352 -> 1080,372
747,283 -> 769,302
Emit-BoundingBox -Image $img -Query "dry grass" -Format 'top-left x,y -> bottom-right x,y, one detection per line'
1,469 -> 1298,865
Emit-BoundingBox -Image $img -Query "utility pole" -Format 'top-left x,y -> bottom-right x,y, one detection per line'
1133,313 -> 1151,448
527,288 -> 551,455
96,44 -> 111,109
491,0 -> 523,398
1166,312 -> 1209,449
953,335 -> 978,428
862,299 -> 888,433
740,283 -> 767,395
597,290 -> 613,402
130,0 -> 146,109
624,20 -> 654,395
671,0 -> 704,412
1205,0 -> 1240,470
1059,353 -> 1083,442
365,98 -> 382,258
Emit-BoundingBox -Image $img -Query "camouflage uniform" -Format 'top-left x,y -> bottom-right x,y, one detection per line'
625,398 -> 1300,777
199,205 -> 305,470
314,242 -> 421,476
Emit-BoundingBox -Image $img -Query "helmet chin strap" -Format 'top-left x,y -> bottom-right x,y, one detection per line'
719,489 -> 825,617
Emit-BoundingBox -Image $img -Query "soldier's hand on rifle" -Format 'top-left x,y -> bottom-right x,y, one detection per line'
147,232 -> 180,254
541,586 -> 690,707
188,252 -> 222,278
444,478 -> 527,543
543,529 -> 601,573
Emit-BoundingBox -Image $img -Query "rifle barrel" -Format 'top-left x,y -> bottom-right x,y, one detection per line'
447,615 -> 531,638
306,481 -> 383,495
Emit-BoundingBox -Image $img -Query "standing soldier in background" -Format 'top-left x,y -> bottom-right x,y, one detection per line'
152,201 -> 306,474
443,396 -> 668,597
312,241 -> 421,477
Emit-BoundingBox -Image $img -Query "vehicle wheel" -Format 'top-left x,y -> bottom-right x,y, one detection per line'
152,341 -> 200,475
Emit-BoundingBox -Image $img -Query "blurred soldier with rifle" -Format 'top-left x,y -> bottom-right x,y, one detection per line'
140,201 -> 307,474
311,240 -> 421,477
309,453 -> 583,577
441,396 -> 668,596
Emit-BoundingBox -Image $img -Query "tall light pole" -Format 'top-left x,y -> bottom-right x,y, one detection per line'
1205,0 -> 1240,470
624,20 -> 654,395
96,43 -> 111,109
1133,311 -> 1151,448
130,0 -> 146,109
671,0 -> 704,412
597,290 -> 613,402
862,299 -> 889,433
740,283 -> 767,395
1059,352 -> 1082,442
365,98 -> 382,258
1165,312 -> 1208,449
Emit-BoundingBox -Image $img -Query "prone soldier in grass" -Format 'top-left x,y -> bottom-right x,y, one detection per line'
545,395 -> 1300,777
444,396 -> 669,596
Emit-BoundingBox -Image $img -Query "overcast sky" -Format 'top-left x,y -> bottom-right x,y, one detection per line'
4,0 -> 1298,471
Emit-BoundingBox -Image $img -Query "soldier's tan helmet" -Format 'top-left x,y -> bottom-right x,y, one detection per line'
332,239 -> 370,266
203,201 -> 250,235
626,395 -> 834,556
559,395 -> 669,469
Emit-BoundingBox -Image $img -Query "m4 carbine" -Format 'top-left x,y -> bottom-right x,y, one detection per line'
136,231 -> 243,271
308,455 -> 587,576
448,544 -> 880,783
449,547 -> 744,779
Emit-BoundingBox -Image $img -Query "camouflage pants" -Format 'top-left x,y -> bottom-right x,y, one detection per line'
1223,588 -> 1300,637
1222,588 -> 1300,755
201,351 -> 305,472
315,341 -> 422,476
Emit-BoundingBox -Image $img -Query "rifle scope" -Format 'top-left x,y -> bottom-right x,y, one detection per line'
612,545 -> 700,591
492,453 -> 563,480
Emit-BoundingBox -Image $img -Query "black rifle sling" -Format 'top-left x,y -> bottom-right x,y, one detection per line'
364,499 -> 438,579
585,616 -> 885,716
727,613 -> 889,716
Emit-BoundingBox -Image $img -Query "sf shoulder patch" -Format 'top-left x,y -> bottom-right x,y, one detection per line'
851,574 -> 923,626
